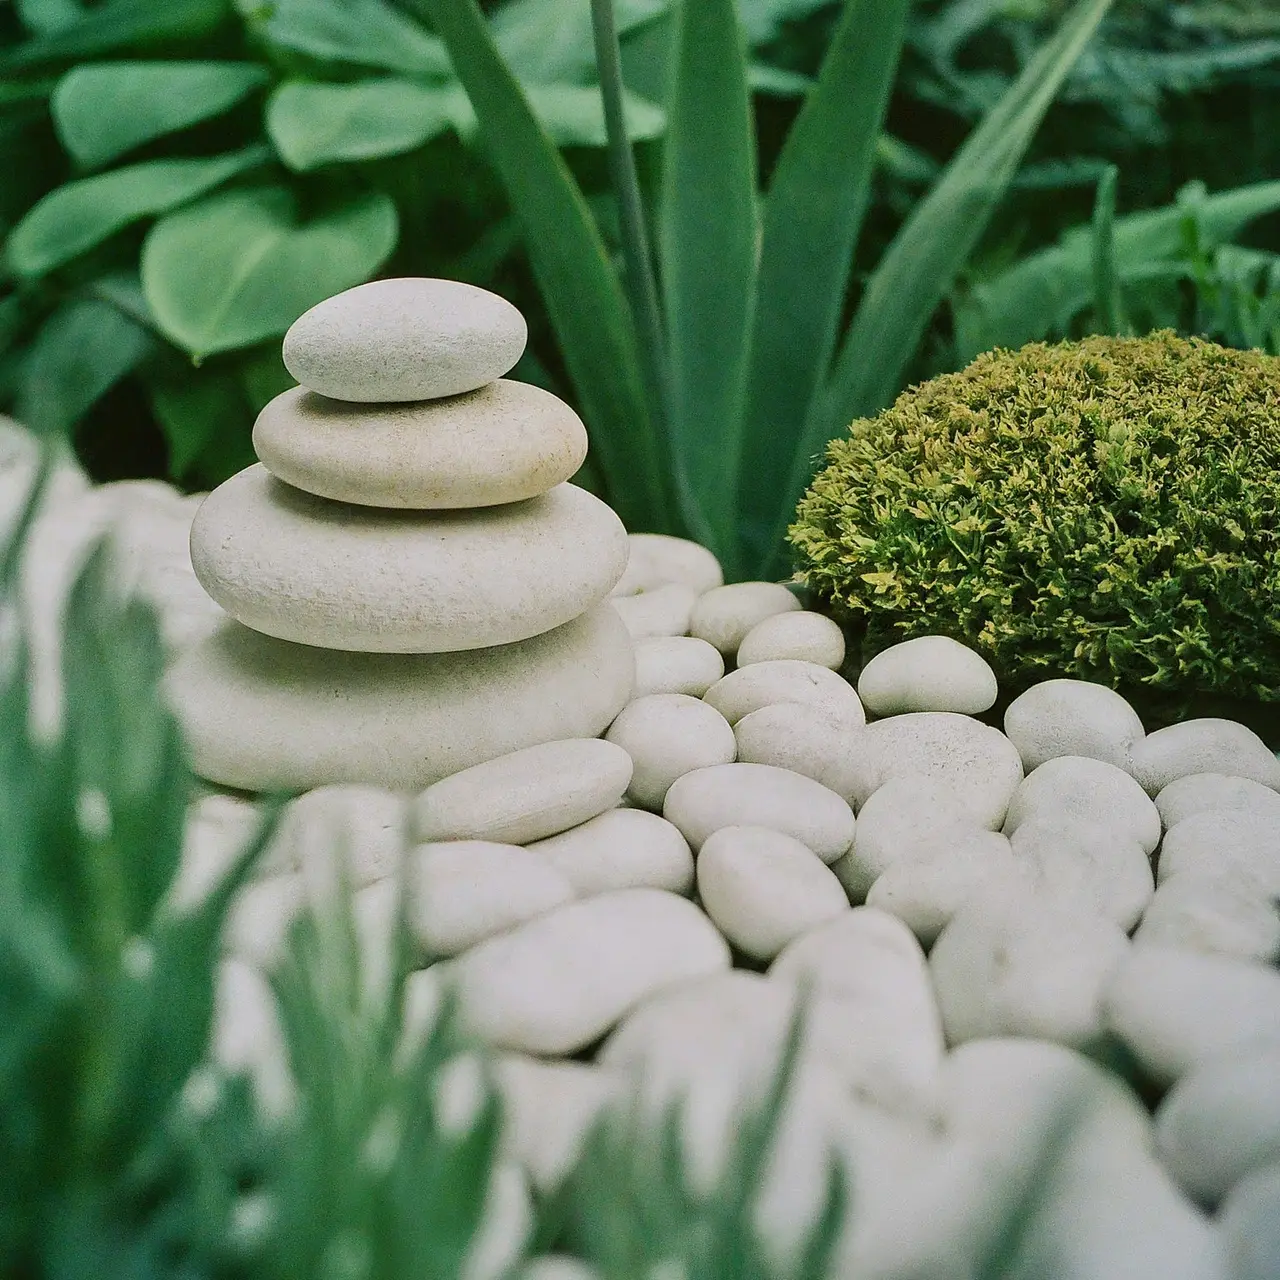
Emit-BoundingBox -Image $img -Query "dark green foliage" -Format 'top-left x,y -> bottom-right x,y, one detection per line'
790,331 -> 1280,718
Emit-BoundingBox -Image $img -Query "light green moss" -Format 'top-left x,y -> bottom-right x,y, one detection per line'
789,331 -> 1280,708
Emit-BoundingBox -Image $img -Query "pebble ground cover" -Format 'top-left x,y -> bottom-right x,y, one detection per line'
3,278 -> 1279,1279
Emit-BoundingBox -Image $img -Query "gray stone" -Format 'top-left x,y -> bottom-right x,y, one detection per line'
1003,678 -> 1145,772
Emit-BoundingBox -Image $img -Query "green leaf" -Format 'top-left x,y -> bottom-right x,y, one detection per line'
492,0 -> 667,84
52,61 -> 269,169
267,78 -> 459,171
953,178 -> 1280,361
455,80 -> 666,147
263,0 -> 452,80
738,0 -> 910,572
419,0 -> 675,535
141,184 -> 397,359
148,368 -> 251,476
0,0 -> 229,72
17,299 -> 154,436
659,0 -> 758,565
769,0 -> 1115,574
5,144 -> 271,278
16,0 -> 85,37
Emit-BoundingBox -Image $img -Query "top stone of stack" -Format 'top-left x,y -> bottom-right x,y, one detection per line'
282,277 -> 527,402
256,278 -> 589,510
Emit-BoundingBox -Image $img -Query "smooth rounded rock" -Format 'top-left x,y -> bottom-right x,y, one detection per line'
866,829 -> 1025,945
447,888 -> 731,1054
171,792 -> 270,912
190,468 -> 629,653
1135,876 -> 1280,963
609,583 -> 698,640
411,841 -> 574,957
1157,811 -> 1280,898
930,892 -> 1131,1048
688,581 -> 802,657
1221,1163 -> 1280,1280
223,873 -> 305,969
1003,678 -> 1146,772
282,277 -> 526,402
1009,816 -> 1154,932
663,763 -> 855,862
733,703 -> 868,806
412,739 -> 633,845
832,775 -> 980,900
736,610 -> 846,670
1128,718 -> 1280,795
1154,1047 -> 1280,1206
850,712 -> 1024,828
604,694 -> 735,810
696,826 -> 848,961
274,784 -> 407,892
253,381 -> 587,509
632,635 -> 724,698
1102,945 -> 1280,1085
610,533 -> 723,597
703,659 -> 865,727
1003,754 -> 1162,853
857,636 -> 997,716
526,808 -> 694,897
1156,773 -> 1280,830
166,601 -> 634,792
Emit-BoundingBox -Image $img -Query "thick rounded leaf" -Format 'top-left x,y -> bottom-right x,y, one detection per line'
267,78 -> 459,171
17,297 -> 154,436
262,0 -> 451,79
53,61 -> 270,168
140,184 -> 397,358
4,144 -> 271,277
453,82 -> 666,147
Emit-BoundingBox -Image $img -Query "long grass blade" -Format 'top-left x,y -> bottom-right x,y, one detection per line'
765,0 -> 1114,576
658,0 -> 758,570
1091,163 -> 1122,334
737,0 -> 910,574
415,0 -> 676,535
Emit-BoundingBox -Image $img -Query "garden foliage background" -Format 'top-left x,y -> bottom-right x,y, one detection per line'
3,0 -> 1280,532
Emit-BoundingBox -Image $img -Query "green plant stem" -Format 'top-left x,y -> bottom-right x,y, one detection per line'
1091,163 -> 1122,334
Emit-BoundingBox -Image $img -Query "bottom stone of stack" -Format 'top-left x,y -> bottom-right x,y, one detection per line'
165,600 -> 634,792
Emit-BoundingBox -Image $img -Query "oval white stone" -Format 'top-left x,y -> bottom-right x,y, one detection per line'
253,381 -> 587,509
1003,754 -> 1162,853
1157,811 -> 1280,898
1156,772 -> 1280,830
632,635 -> 724,698
696,825 -> 848,961
702,659 -> 865,727
166,602 -> 634,792
610,533 -> 723,596
282,277 -> 527,402
609,583 -> 698,640
1128,717 -> 1280,795
448,888 -> 730,1054
604,693 -> 735,810
1155,1047 -> 1280,1206
412,739 -> 633,845
930,893 -> 1131,1048
851,711 -> 1025,828
735,610 -> 846,670
732,703 -> 869,806
526,808 -> 694,897
663,762 -> 855,861
857,635 -> 998,716
276,783 -> 408,893
190,468 -> 629,653
1135,875 -> 1280,963
1003,678 -> 1145,772
411,840 -> 575,956
1102,945 -> 1280,1085
1220,1162 -> 1280,1280
688,581 -> 802,657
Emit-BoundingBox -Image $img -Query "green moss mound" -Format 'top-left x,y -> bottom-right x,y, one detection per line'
789,331 -> 1280,715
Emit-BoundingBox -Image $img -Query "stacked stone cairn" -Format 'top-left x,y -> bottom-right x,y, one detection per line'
168,278 -> 636,793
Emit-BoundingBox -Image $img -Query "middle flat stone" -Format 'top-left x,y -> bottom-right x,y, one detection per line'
189,466 -> 629,653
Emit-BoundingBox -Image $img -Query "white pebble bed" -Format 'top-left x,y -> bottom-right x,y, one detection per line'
9,427 -> 1280,1280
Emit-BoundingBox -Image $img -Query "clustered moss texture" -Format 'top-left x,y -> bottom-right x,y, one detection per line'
789,331 -> 1280,706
